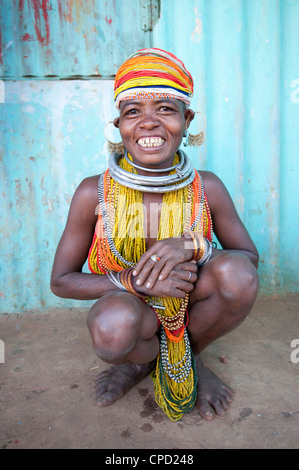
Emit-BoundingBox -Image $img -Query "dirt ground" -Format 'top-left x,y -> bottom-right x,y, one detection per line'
0,294 -> 298,450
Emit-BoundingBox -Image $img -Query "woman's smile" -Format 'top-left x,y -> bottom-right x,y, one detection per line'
137,136 -> 165,149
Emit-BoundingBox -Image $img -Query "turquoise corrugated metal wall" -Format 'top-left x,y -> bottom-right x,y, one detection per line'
0,0 -> 151,312
1,79 -> 115,312
154,0 -> 299,294
0,0 -> 298,313
0,0 -> 150,77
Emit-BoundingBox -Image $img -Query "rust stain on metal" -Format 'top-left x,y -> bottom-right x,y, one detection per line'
15,179 -> 24,206
22,33 -> 34,41
19,0 -> 51,46
63,0 -> 96,25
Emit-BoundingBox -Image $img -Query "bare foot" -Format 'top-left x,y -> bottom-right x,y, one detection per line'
94,361 -> 155,407
195,356 -> 234,420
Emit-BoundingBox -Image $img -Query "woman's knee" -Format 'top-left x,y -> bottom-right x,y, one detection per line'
213,253 -> 259,305
197,252 -> 259,308
87,291 -> 143,362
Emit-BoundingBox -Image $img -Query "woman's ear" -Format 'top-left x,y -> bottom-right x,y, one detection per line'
113,117 -> 120,128
184,108 -> 195,130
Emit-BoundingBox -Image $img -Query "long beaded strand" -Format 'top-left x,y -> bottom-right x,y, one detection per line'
92,154 -> 207,420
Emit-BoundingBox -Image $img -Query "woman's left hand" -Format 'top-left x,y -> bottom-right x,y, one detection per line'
132,237 -> 195,289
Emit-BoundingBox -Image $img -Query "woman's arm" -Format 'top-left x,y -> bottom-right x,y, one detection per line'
202,171 -> 259,268
50,176 -> 115,300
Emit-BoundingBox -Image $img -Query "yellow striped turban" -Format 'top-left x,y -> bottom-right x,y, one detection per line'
114,48 -> 194,108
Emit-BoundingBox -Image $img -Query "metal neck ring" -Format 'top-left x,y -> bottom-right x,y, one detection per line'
124,149 -> 182,173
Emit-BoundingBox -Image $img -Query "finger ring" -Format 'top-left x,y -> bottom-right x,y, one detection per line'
150,254 -> 161,262
186,271 -> 192,281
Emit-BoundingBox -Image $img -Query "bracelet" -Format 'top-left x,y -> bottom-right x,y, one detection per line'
182,231 -> 200,260
183,231 -> 213,265
119,268 -> 146,299
183,230 -> 205,261
197,238 -> 213,266
107,270 -> 127,291
107,268 -> 146,298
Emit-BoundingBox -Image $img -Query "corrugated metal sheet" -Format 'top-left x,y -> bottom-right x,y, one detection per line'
154,0 -> 299,293
0,0 -> 150,78
1,79 -> 115,312
0,0 -> 299,313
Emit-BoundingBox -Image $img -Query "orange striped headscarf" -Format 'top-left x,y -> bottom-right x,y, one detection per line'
114,48 -> 194,108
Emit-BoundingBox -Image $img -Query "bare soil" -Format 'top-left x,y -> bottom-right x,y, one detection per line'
0,294 -> 298,449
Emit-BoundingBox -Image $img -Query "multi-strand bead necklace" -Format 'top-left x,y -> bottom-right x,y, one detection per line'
88,151 -> 213,421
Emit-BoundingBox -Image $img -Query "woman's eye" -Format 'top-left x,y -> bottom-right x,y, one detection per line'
125,108 -> 138,116
159,106 -> 175,112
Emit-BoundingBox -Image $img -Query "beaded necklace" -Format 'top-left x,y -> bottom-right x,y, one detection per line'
88,153 -> 213,421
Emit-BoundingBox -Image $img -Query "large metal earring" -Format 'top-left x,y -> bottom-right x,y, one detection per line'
104,121 -> 125,154
183,129 -> 189,147
184,111 -> 206,147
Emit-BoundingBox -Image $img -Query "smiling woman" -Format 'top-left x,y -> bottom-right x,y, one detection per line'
50,48 -> 259,422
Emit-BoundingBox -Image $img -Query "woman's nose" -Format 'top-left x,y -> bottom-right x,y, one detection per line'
138,112 -> 160,129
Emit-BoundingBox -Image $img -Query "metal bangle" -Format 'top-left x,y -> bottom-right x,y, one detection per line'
107,270 -> 127,291
197,238 -> 213,266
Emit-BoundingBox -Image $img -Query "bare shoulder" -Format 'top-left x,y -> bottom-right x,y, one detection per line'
197,171 -> 228,206
73,174 -> 99,204
68,174 -> 100,224
75,174 -> 99,197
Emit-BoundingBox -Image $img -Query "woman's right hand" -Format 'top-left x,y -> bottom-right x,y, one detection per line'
132,261 -> 198,299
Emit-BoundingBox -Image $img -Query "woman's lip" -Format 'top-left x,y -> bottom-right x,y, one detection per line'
136,141 -> 166,152
137,135 -> 165,141
137,136 -> 165,148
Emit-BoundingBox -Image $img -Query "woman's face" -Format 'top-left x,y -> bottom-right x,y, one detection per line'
114,98 -> 194,171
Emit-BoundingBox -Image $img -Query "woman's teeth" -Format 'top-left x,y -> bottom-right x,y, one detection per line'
138,137 -> 164,148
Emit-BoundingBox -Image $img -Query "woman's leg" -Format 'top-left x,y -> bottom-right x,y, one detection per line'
188,252 -> 259,420
87,290 -> 159,406
87,254 -> 259,416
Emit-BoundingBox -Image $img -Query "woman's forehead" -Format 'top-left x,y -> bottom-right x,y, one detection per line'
119,98 -> 185,110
